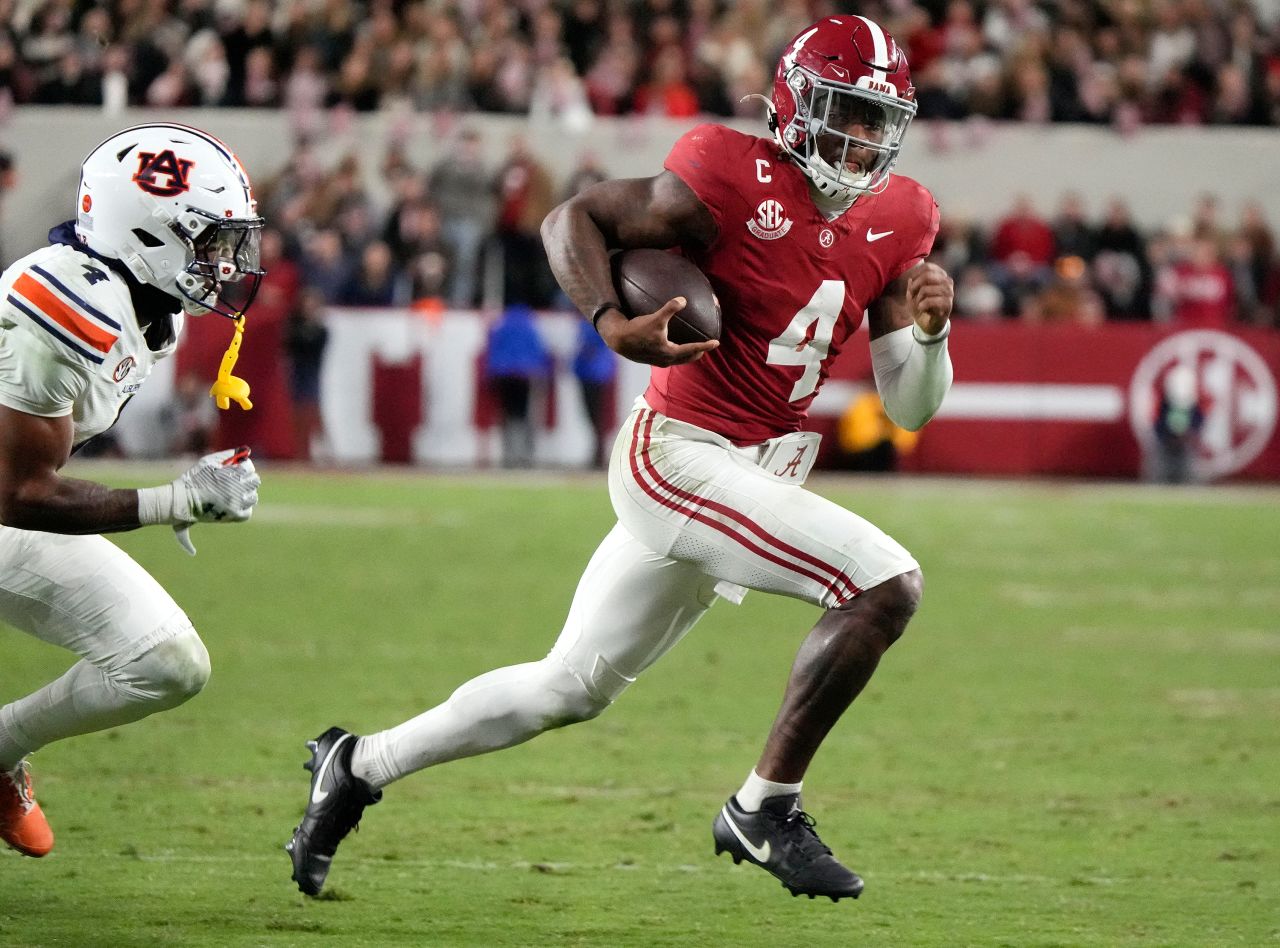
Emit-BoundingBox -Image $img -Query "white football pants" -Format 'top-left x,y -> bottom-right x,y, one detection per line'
0,527 -> 210,770
352,402 -> 918,789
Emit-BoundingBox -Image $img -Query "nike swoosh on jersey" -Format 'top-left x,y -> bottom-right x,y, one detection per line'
866,228 -> 894,242
310,733 -> 353,805
721,807 -> 772,863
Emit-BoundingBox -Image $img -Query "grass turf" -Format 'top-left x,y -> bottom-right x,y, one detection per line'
2,466 -> 1278,947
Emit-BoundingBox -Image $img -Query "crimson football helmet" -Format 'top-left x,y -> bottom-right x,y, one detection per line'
770,16 -> 917,201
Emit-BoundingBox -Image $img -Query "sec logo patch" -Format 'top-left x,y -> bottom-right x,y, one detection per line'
113,356 -> 136,382
747,199 -> 792,240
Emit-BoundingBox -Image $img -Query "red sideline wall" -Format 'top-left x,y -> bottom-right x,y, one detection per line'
815,323 -> 1280,481
176,312 -> 1280,481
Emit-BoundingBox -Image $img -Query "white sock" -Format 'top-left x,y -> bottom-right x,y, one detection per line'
736,769 -> 803,812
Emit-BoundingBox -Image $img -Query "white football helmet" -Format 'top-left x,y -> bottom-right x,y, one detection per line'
75,123 -> 265,318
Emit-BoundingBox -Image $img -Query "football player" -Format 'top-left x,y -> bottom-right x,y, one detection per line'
288,16 -> 952,901
0,124 -> 263,857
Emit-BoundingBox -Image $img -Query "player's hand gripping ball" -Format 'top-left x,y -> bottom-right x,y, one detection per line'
609,249 -> 722,344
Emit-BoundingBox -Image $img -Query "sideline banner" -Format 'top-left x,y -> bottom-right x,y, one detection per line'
813,323 -> 1279,481
171,311 -> 1279,482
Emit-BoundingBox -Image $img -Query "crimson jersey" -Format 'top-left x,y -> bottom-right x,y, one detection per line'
644,124 -> 939,444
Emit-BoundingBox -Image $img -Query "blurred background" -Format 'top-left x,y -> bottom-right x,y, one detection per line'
1,0 -> 1278,482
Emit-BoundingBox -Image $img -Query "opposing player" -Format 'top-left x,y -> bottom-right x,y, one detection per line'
0,124 -> 263,857
288,16 -> 952,901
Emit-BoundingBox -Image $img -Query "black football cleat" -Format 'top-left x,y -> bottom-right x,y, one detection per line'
713,793 -> 864,901
286,726 -> 382,896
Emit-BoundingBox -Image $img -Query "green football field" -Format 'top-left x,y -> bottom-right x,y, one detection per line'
2,465 -> 1278,947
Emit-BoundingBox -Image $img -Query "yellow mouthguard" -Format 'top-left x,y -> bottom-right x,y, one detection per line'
209,315 -> 253,411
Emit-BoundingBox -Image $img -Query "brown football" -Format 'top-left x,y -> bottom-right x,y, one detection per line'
609,249 -> 721,344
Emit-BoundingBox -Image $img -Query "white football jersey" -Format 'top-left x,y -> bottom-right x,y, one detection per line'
0,242 -> 181,447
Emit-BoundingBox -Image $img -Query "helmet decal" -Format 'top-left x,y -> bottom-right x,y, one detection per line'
132,150 -> 195,197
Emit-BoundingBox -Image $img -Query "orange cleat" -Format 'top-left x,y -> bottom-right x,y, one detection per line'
0,762 -> 54,857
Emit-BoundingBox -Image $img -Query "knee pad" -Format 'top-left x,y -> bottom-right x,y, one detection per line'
116,624 -> 211,709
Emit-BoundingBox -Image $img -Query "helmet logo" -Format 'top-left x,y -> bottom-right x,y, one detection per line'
856,75 -> 898,97
746,199 -> 793,241
132,150 -> 195,198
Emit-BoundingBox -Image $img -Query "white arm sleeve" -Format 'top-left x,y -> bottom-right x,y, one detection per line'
869,323 -> 954,432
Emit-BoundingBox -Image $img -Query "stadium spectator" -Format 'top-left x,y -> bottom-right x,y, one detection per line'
298,228 -> 351,304
335,240 -> 406,308
428,128 -> 497,308
529,55 -> 594,134
287,14 -> 954,907
285,287 -> 331,462
159,372 -> 218,458
1091,198 -> 1152,319
1050,191 -> 1097,262
32,49 -> 98,104
1234,203 -> 1280,326
989,194 -> 1057,272
4,0 -> 1280,130
1149,365 -> 1205,484
631,44 -> 700,117
482,302 -> 552,469
570,317 -> 618,469
834,388 -> 920,472
1027,255 -> 1105,325
494,135 -> 556,307
1155,235 -> 1237,327
988,195 -> 1056,311
954,263 -> 1004,320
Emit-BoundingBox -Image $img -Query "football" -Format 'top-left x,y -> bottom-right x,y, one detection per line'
609,249 -> 721,344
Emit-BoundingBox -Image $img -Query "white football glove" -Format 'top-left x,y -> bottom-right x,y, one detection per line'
137,447 -> 261,555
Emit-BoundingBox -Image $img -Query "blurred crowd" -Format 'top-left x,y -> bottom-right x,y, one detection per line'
243,130 -> 1279,329
3,0 -> 1280,127
2,0 -> 1279,329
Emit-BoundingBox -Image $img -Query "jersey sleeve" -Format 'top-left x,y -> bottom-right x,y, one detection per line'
887,184 -> 941,283
663,124 -> 741,235
0,318 -> 87,417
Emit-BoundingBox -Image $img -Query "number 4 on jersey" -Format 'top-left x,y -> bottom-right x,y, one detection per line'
766,280 -> 845,402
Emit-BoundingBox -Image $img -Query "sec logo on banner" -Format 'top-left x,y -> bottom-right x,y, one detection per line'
1128,330 -> 1278,480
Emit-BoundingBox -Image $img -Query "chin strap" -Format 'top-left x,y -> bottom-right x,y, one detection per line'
209,315 -> 252,411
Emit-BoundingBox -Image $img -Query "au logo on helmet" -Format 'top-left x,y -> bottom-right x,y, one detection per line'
132,150 -> 195,198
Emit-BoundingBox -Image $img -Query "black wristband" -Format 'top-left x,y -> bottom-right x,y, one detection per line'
911,320 -> 951,346
591,302 -> 622,329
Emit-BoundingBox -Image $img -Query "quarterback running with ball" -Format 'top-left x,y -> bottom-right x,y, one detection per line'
0,124 -> 262,857
289,16 -> 952,901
